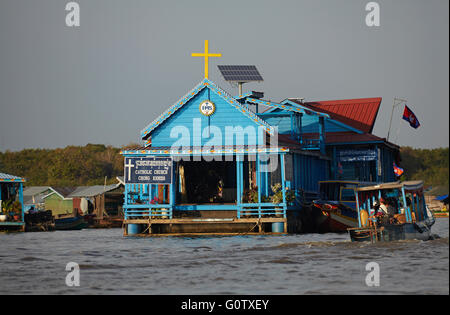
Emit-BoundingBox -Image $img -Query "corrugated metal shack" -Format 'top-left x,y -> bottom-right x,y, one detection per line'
69,182 -> 124,227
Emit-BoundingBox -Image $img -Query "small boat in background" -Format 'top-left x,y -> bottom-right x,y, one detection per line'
433,211 -> 449,218
312,181 -> 375,233
24,210 -> 55,232
348,181 -> 435,243
55,215 -> 87,231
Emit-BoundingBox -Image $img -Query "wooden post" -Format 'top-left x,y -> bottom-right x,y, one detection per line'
402,188 -> 411,223
356,192 -> 362,227
319,116 -> 325,154
124,184 -> 129,220
170,162 -> 176,219
298,113 -> 303,145
256,154 -> 261,217
19,183 -> 24,222
236,155 -> 241,219
415,194 -> 421,221
290,112 -> 294,139
280,154 -> 286,219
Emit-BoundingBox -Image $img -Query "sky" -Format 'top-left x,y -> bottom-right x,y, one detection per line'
0,0 -> 448,151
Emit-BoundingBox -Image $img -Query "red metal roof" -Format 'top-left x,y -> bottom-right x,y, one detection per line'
290,97 -> 382,134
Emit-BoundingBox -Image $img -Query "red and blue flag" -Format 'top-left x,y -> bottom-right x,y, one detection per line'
402,105 -> 420,129
337,162 -> 343,175
393,162 -> 404,177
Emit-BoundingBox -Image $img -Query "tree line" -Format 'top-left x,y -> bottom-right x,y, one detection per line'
400,146 -> 449,190
0,143 -> 138,186
0,144 -> 448,189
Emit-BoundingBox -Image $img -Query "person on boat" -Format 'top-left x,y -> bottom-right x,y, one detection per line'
379,197 -> 396,224
399,197 -> 411,215
372,200 -> 386,226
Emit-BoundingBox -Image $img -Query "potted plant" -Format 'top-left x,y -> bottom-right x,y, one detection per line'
242,187 -> 259,204
1,200 -> 13,221
0,208 -> 6,222
150,197 -> 168,219
12,201 -> 22,221
270,183 -> 296,217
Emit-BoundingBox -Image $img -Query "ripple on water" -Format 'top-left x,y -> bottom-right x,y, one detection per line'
0,222 -> 448,294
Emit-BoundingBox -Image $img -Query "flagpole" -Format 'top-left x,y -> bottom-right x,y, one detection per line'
387,97 -> 407,142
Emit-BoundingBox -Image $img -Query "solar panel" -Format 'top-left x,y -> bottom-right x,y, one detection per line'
217,65 -> 263,82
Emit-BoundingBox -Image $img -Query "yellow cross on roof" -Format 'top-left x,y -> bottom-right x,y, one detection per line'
191,40 -> 221,79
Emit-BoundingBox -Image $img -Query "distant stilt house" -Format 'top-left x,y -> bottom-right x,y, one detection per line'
68,180 -> 124,226
23,186 -> 51,212
37,178 -> 124,224
0,172 -> 26,231
43,187 -> 77,217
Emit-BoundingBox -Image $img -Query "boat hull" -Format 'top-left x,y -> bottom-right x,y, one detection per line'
312,205 -> 358,233
55,216 -> 87,231
349,222 -> 432,242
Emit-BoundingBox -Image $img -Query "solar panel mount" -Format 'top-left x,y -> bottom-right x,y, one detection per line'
217,65 -> 263,83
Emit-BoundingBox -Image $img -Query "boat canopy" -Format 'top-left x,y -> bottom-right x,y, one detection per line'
355,181 -> 424,192
319,180 -> 377,186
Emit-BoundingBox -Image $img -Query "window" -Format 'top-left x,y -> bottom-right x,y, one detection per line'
341,188 -> 356,201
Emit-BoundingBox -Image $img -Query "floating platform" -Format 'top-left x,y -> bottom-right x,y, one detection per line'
0,221 -> 25,232
123,216 -> 288,236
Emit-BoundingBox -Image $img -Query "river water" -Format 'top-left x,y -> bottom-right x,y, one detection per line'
0,218 -> 448,295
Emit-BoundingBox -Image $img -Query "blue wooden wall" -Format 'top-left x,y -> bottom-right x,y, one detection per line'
292,153 -> 329,192
261,114 -> 351,135
151,87 -> 266,147
380,146 -> 396,182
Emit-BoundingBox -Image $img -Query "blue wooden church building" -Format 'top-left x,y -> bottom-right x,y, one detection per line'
121,40 -> 399,236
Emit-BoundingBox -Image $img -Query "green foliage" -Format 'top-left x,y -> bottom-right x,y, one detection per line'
1,144 -> 447,194
1,200 -> 13,213
0,144 -> 128,186
12,201 -> 22,214
270,183 -> 296,204
400,147 -> 449,190
242,187 -> 259,203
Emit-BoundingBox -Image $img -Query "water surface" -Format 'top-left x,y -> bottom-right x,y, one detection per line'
0,218 -> 448,294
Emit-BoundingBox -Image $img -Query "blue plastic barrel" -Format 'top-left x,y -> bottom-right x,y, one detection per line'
272,222 -> 284,233
127,224 -> 141,235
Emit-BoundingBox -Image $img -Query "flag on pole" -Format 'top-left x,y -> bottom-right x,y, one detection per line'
393,162 -> 404,177
402,105 -> 420,129
337,162 -> 343,175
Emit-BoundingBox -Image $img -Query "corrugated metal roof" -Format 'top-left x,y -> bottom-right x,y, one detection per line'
24,195 -> 46,205
68,184 -> 120,198
23,186 -> 51,196
23,186 -> 51,205
292,98 -> 382,134
48,187 -> 78,199
0,172 -> 26,182
116,176 -> 125,185
356,181 -> 423,192
301,132 -> 399,149
323,132 -> 385,144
